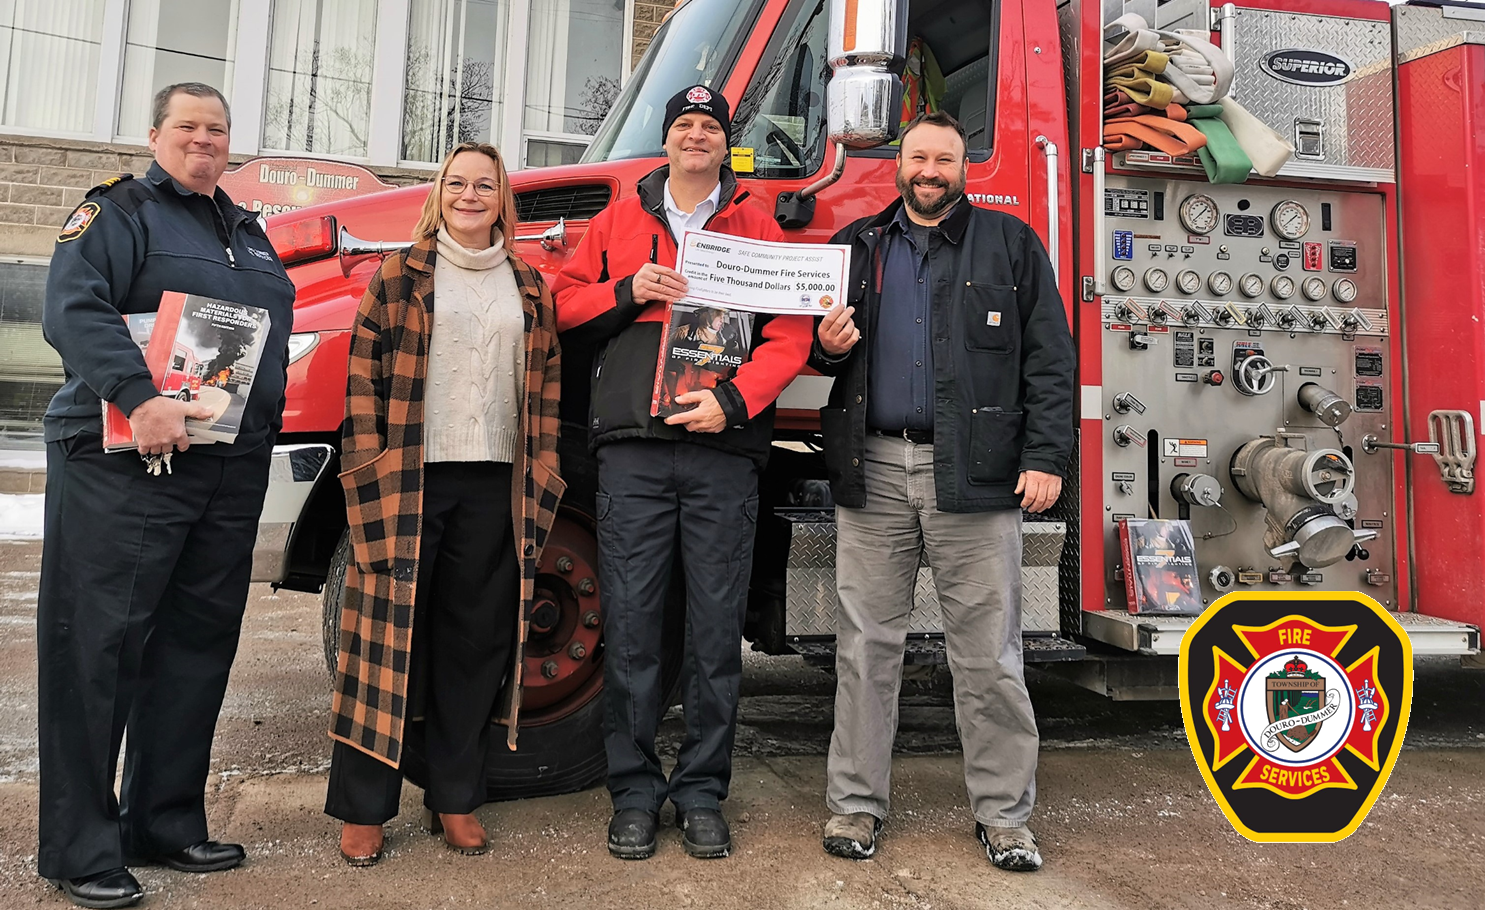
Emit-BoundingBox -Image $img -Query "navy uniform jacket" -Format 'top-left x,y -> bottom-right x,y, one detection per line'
41,161 -> 296,456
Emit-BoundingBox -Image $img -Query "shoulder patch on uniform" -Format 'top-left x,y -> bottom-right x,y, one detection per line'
57,202 -> 100,243
84,174 -> 133,199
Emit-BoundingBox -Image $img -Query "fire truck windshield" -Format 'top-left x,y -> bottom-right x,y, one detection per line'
582,0 -> 764,163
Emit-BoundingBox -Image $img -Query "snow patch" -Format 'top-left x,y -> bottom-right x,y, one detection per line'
0,451 -> 43,469
0,495 -> 44,539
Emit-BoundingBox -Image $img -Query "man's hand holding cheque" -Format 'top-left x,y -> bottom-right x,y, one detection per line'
633,263 -> 688,303
817,303 -> 860,357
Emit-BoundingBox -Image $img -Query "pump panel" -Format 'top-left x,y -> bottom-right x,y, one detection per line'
1098,175 -> 1395,606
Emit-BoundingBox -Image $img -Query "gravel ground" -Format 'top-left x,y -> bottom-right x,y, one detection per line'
0,538 -> 1480,909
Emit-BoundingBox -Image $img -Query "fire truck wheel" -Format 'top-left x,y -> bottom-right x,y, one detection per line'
321,530 -> 351,679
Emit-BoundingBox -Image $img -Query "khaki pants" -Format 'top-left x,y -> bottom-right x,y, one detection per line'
826,434 -> 1038,828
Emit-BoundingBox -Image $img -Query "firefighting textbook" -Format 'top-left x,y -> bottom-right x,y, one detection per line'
101,292 -> 271,450
1119,518 -> 1204,615
649,301 -> 753,419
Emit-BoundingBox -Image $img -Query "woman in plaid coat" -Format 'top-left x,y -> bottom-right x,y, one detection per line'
326,142 -> 565,866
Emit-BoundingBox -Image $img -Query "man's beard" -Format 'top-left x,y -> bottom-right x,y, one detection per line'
896,170 -> 965,218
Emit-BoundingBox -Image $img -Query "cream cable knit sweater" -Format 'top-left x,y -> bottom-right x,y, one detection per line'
424,225 -> 525,463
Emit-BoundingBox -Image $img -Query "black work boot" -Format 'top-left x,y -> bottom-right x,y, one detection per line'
676,808 -> 731,858
607,808 -> 659,860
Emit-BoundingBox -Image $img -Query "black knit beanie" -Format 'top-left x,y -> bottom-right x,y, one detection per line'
662,84 -> 732,148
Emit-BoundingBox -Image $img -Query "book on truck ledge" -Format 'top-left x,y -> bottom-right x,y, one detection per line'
100,292 -> 272,451
649,301 -> 753,419
1118,518 -> 1204,615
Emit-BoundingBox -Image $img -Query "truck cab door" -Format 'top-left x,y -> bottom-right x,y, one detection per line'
726,0 -> 1049,251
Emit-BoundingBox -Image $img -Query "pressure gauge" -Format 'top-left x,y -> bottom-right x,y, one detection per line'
1270,200 -> 1311,240
1208,271 -> 1233,296
1270,275 -> 1296,300
1332,278 -> 1358,303
1301,276 -> 1327,301
1179,194 -> 1220,235
1239,273 -> 1265,298
1176,269 -> 1202,295
1111,266 -> 1136,292
1144,268 -> 1169,294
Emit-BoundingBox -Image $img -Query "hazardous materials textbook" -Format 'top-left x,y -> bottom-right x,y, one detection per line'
144,291 -> 272,445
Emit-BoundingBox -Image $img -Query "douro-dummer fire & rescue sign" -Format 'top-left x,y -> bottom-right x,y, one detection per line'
1179,591 -> 1412,842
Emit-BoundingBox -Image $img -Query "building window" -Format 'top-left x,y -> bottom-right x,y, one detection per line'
525,138 -> 585,167
117,1 -> 242,141
263,0 -> 379,157
402,0 -> 508,164
0,1 -> 107,135
522,0 -> 624,166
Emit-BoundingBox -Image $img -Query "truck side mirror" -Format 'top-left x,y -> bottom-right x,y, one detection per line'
776,0 -> 908,229
825,0 -> 908,149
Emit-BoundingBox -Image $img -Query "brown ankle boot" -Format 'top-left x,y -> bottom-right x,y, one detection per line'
434,813 -> 488,855
339,823 -> 384,866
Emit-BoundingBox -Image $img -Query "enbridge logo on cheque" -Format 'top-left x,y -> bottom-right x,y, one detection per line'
1179,591 -> 1413,842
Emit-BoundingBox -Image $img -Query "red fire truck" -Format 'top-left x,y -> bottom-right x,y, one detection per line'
250,0 -> 1483,798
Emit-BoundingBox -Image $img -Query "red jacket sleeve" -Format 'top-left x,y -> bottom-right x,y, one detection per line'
550,207 -> 647,343
717,213 -> 812,421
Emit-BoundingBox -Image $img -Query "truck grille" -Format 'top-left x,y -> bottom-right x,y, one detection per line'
515,185 -> 611,223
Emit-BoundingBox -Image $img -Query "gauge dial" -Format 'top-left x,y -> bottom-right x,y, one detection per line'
1270,275 -> 1296,299
1270,200 -> 1311,240
1111,266 -> 1136,292
1208,271 -> 1233,296
1176,269 -> 1202,295
1144,268 -> 1169,294
1179,194 -> 1220,235
1239,272 -> 1265,298
1332,278 -> 1358,303
1301,277 -> 1327,301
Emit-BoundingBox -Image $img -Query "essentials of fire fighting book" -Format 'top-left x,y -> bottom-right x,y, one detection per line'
650,301 -> 753,419
1119,518 -> 1203,615
101,292 -> 271,450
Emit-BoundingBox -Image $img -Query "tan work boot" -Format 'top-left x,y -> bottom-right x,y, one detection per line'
430,812 -> 489,855
339,823 -> 384,867
822,812 -> 882,859
976,822 -> 1043,872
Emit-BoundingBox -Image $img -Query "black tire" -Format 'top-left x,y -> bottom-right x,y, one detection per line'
319,427 -> 687,802
321,530 -> 350,679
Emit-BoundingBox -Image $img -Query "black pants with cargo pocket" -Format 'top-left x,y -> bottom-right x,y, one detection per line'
596,439 -> 759,815
36,432 -> 270,881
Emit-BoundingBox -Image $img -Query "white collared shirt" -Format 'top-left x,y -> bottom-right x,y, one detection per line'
663,179 -> 722,244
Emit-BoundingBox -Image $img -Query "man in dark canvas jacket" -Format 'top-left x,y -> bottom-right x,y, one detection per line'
810,111 -> 1075,872
552,85 -> 812,861
36,83 -> 294,908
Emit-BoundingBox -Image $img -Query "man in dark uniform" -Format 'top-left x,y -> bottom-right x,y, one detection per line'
36,83 -> 295,908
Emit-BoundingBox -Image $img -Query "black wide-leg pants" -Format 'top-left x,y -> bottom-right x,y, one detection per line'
596,439 -> 759,814
37,432 -> 270,881
325,461 -> 518,825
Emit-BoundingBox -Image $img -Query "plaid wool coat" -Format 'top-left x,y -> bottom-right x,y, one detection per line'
331,236 -> 565,767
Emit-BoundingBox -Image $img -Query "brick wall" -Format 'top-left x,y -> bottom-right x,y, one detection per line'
632,0 -> 680,69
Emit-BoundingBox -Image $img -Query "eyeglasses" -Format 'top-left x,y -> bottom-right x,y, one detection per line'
442,177 -> 499,196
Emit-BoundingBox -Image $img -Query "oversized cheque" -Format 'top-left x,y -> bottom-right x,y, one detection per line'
676,229 -> 851,314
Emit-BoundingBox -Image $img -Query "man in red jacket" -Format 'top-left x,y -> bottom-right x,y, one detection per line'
552,85 -> 811,861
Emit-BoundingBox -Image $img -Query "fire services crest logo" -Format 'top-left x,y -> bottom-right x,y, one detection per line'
1180,591 -> 1412,842
686,86 -> 713,104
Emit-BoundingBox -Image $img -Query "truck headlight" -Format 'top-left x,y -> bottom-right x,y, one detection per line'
286,332 -> 320,365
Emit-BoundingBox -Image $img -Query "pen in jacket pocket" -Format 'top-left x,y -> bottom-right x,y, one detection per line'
650,234 -> 658,263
